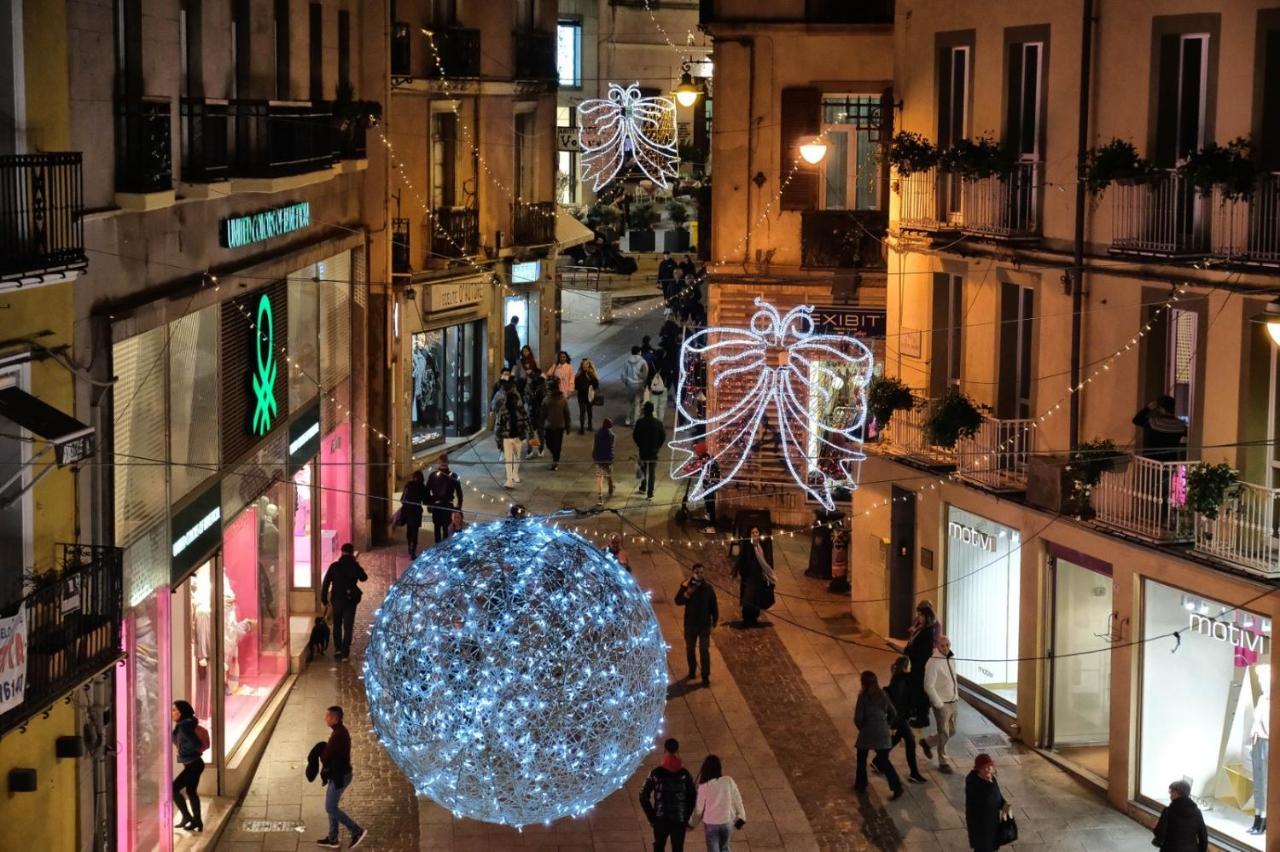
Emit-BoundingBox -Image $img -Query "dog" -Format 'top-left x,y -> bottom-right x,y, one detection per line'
308,616 -> 331,660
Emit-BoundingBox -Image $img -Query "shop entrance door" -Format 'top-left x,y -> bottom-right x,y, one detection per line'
171,559 -> 219,797
1046,553 -> 1113,779
888,486 -> 916,639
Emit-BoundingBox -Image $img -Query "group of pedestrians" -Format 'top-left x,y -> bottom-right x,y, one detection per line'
640,738 -> 747,852
657,251 -> 707,326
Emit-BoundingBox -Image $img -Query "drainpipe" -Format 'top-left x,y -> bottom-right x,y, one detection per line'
1069,0 -> 1095,451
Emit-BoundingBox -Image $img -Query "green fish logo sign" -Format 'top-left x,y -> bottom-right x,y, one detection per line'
251,293 -> 278,435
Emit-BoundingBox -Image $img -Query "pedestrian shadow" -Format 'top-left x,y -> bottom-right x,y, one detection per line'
666,679 -> 705,700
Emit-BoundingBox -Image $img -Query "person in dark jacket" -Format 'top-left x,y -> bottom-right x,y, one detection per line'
1133,395 -> 1188,460
905,600 -> 941,727
1153,780 -> 1208,852
424,455 -> 463,543
321,545 -> 368,661
575,358 -> 600,434
639,737 -> 697,852
171,700 -> 206,832
732,527 -> 775,627
853,671 -> 904,800
504,316 -> 521,369
633,401 -> 667,499
964,754 -> 1007,852
317,705 -> 367,848
658,251 -> 677,292
884,657 -> 927,784
674,563 -> 718,685
592,418 -> 616,503
523,368 -> 547,457
399,470 -> 426,556
497,390 -> 531,489
539,384 -> 571,470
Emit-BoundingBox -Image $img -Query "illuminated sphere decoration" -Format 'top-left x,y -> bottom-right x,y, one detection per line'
363,519 -> 669,827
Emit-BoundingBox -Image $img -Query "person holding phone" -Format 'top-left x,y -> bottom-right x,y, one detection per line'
690,755 -> 745,852
675,563 -> 718,686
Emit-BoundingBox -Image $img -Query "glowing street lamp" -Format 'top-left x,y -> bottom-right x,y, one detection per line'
799,136 -> 829,165
673,63 -> 701,108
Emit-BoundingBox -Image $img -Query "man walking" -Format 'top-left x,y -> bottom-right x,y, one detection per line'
919,635 -> 959,771
316,705 -> 367,848
622,346 -> 650,426
639,738 -> 696,852
504,316 -> 521,369
424,455 -> 463,543
674,563 -> 717,686
633,402 -> 666,499
320,545 -> 367,661
1153,779 -> 1207,852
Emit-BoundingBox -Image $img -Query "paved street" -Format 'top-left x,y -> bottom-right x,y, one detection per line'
216,307 -> 1156,851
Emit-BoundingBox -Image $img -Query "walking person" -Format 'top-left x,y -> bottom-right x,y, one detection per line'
398,470 -> 426,557
690,755 -> 746,852
539,383 -> 571,470
920,635 -> 959,772
547,350 -> 575,398
524,367 -> 547,456
316,705 -> 368,848
1153,779 -> 1208,852
884,657 -> 928,784
447,510 -> 467,536
593,418 -> 616,504
518,344 -> 538,380
622,345 -> 650,426
905,601 -> 941,727
320,544 -> 367,661
424,455 -> 463,543
675,563 -> 718,686
171,700 -> 208,832
575,357 -> 600,434
633,401 -> 666,499
504,316 -> 521,369
640,738 -> 697,852
964,754 -> 1009,852
648,367 -> 669,421
731,527 -> 775,627
496,390 -> 530,489
853,671 -> 905,801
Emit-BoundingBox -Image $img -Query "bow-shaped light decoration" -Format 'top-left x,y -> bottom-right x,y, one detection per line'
670,298 -> 873,510
577,83 -> 679,190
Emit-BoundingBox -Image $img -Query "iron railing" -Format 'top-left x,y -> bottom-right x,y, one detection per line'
1211,172 -> 1280,265
897,168 -> 943,230
0,544 -> 124,737
115,96 -> 173,194
0,153 -> 86,281
430,206 -> 479,258
877,394 -> 956,466
179,98 -> 230,183
1193,481 -> 1280,579
1110,168 -> 1209,256
955,415 -> 1035,490
1092,453 -> 1195,543
514,31 -> 557,80
337,119 -> 367,160
430,27 -> 481,78
231,100 -> 335,178
957,161 -> 1041,238
392,21 -> 411,77
513,201 -> 556,245
800,209 -> 888,269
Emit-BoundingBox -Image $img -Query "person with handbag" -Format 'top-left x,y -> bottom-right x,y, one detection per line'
397,470 -> 426,557
731,527 -> 775,627
575,358 -> 600,434
689,755 -> 746,852
920,635 -> 959,772
547,350 -> 575,398
965,754 -> 1014,851
171,700 -> 209,833
321,544 -> 368,661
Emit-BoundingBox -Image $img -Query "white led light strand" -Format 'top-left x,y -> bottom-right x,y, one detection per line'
578,83 -> 680,190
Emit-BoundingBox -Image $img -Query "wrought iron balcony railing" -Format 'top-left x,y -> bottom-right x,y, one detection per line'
231,100 -> 335,178
180,98 -> 230,183
956,161 -> 1041,239
1211,172 -> 1280,266
513,201 -> 556,246
1092,453 -> 1195,544
430,206 -> 480,258
514,31 -> 557,81
115,96 -> 173,194
1110,167 -> 1209,257
800,209 -> 888,269
0,153 -> 87,282
955,415 -> 1035,491
430,27 -> 481,78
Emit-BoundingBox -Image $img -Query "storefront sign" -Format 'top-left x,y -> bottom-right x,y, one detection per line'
0,604 -> 27,714
948,520 -> 996,552
512,261 -> 542,284
250,293 -> 279,436
171,482 -> 222,585
556,128 -> 582,152
1188,613 -> 1269,653
220,202 -> 312,249
288,403 -> 322,473
429,279 -> 486,312
811,305 -> 887,339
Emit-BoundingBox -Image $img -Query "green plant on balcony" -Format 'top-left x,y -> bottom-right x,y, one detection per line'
1178,137 -> 1257,201
1084,138 -> 1151,196
940,136 -> 1017,180
1065,438 -> 1124,516
923,387 -> 983,449
867,375 -> 914,430
886,131 -> 939,178
1185,462 -> 1241,520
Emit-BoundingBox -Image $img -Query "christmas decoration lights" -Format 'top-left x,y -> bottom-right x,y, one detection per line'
363,519 -> 669,827
578,83 -> 680,190
670,298 -> 874,511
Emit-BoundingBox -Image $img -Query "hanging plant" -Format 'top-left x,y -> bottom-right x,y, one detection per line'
923,387 -> 983,449
1064,438 -> 1124,517
1178,137 -> 1257,201
940,136 -> 1017,180
1184,462 -> 1241,520
1084,138 -> 1151,196
886,131 -> 939,178
867,375 -> 915,431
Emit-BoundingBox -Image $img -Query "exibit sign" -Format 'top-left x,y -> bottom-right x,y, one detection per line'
220,202 -> 312,249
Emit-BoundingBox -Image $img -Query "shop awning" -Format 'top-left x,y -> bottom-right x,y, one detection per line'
555,207 -> 595,249
0,387 -> 95,466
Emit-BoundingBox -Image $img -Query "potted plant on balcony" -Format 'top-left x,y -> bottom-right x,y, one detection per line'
1064,438 -> 1124,518
886,131 -> 939,178
922,387 -> 983,449
625,201 -> 658,253
1185,462 -> 1241,521
1178,137 -> 1257,201
664,200 -> 691,252
1084,138 -> 1151,196
940,136 -> 1017,180
867,375 -> 914,432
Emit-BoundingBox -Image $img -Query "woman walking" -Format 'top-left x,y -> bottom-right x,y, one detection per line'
547,350 -> 575,398
965,754 -> 1008,852
884,657 -> 927,784
399,470 -> 426,558
575,357 -> 600,434
690,755 -> 746,852
592,417 -> 616,504
853,671 -> 904,800
539,383 -> 571,470
905,600 -> 941,727
518,344 -> 538,380
732,527 -> 776,627
171,700 -> 208,832
496,390 -> 530,489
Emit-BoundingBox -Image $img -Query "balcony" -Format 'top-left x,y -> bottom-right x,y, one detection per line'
513,201 -> 555,246
430,27 -> 481,78
392,21 -> 411,78
800,209 -> 888,269
1211,172 -> 1280,266
337,119 -> 367,160
0,153 -> 87,283
1193,480 -> 1280,579
897,169 -> 943,231
179,98 -> 230,184
1091,453 -> 1195,544
1110,168 -> 1209,257
514,31 -> 557,82
955,415 -> 1035,491
0,544 -> 124,737
115,96 -> 173,195
430,206 -> 479,258
877,394 -> 956,467
231,100 -> 335,180
957,161 -> 1040,239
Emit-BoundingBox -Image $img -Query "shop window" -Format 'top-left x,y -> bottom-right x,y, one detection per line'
320,382 -> 352,567
1046,553 -> 1112,779
819,95 -> 882,211
504,292 -> 538,361
292,463 -> 314,587
1140,580 -> 1270,850
116,582 -> 170,852
288,267 -> 320,410
179,561 -> 217,727
169,307 -> 220,501
410,320 -> 484,454
945,507 -> 1020,708
557,20 -> 581,88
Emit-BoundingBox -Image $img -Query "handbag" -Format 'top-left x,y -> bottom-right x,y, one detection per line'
391,507 -> 404,527
997,815 -> 1018,845
757,582 -> 776,611
528,435 -> 542,450
592,391 -> 605,407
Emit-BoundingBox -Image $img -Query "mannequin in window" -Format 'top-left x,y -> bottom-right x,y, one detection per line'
223,578 -> 253,694
190,571 -> 213,719
412,341 -> 428,424
1250,671 -> 1270,836
258,500 -> 281,645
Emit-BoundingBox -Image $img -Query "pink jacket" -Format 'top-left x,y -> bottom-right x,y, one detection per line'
548,363 -> 575,397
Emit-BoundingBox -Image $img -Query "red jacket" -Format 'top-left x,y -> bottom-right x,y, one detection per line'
320,722 -> 352,779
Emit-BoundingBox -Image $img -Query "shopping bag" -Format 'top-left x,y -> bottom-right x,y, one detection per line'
997,816 -> 1018,846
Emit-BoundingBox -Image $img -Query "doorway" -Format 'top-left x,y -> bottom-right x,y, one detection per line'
888,486 -> 916,639
171,558 -> 219,797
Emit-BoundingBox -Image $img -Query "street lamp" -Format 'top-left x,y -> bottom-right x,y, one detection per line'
799,136 -> 829,165
1266,298 -> 1280,347
674,63 -> 700,108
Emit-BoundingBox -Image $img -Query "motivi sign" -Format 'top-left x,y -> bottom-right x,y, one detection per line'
220,202 -> 312,249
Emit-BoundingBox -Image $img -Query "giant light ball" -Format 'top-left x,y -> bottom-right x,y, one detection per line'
364,519 -> 669,827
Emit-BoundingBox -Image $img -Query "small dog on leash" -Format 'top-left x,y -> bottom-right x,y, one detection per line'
309,616 -> 331,660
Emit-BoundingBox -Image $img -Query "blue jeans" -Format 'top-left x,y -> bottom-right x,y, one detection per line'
703,823 -> 731,852
325,772 -> 362,839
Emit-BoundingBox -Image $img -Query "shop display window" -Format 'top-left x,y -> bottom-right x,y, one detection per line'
181,562 -> 217,728
293,463 -> 314,587
1140,580 -> 1271,849
221,482 -> 289,752
1046,554 -> 1112,778
288,272 -> 320,411
410,321 -> 484,454
321,421 -> 352,569
945,507 -> 1020,707
169,307 -> 220,501
117,590 -> 171,852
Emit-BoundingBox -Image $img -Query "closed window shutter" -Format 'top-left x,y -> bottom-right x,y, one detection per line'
112,328 -> 169,549
1263,30 -> 1280,171
780,87 -> 821,211
319,253 -> 352,391
1153,34 -> 1181,167
1005,43 -> 1024,154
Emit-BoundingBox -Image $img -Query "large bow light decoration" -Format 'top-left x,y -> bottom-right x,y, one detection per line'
670,298 -> 874,510
577,83 -> 679,190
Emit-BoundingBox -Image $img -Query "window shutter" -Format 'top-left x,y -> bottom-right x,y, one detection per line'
1153,34 -> 1181,167
780,86 -> 821,211
1005,43 -> 1024,153
1264,30 -> 1280,170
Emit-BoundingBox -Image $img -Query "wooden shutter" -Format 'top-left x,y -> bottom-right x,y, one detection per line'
1153,34 -> 1181,167
1005,43 -> 1024,154
780,87 -> 821,211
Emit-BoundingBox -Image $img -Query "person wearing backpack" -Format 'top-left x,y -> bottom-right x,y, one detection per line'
171,700 -> 209,832
321,544 -> 368,661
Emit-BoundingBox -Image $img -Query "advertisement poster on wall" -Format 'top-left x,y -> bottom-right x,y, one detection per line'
0,604 -> 27,713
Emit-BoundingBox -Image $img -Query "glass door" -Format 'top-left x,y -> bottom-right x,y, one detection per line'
172,560 -> 217,798
1046,555 -> 1113,778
